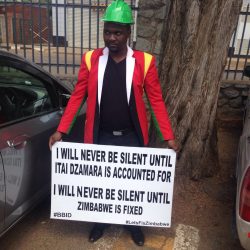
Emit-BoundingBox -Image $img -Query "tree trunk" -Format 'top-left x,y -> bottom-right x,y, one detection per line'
150,0 -> 242,179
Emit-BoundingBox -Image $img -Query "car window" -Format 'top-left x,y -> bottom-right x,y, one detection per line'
0,66 -> 54,125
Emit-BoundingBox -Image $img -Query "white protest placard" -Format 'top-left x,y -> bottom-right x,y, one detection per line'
50,142 -> 176,227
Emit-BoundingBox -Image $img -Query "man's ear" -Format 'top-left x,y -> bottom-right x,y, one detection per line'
127,25 -> 131,35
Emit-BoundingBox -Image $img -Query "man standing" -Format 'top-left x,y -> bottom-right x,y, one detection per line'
49,0 -> 178,246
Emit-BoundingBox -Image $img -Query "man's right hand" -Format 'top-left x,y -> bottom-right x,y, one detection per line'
49,131 -> 63,150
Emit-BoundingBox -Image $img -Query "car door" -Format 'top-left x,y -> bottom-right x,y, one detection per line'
0,56 -> 71,233
0,152 -> 5,233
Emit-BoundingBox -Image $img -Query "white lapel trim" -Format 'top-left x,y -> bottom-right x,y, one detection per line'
98,47 -> 109,107
126,46 -> 135,103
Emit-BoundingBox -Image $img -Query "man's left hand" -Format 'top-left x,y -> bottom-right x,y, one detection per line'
167,140 -> 179,152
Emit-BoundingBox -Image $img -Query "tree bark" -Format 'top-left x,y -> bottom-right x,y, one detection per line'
150,0 -> 242,179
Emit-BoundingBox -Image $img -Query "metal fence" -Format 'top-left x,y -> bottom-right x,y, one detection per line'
224,4 -> 250,81
0,0 -> 138,75
0,1 -> 249,80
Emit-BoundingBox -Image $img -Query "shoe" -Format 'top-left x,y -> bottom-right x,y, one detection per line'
129,227 -> 144,246
89,225 -> 104,243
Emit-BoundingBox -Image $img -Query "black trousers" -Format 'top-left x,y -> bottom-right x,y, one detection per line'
95,129 -> 141,231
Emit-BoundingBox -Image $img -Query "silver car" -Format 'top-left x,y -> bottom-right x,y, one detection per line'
236,66 -> 250,249
0,50 -> 84,236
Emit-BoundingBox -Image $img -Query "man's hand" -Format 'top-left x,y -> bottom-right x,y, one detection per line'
167,140 -> 179,152
49,131 -> 63,150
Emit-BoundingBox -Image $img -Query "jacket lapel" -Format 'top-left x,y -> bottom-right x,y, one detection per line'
126,46 -> 135,103
98,47 -> 109,108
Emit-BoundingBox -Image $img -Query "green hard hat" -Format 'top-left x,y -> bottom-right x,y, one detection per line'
102,0 -> 134,24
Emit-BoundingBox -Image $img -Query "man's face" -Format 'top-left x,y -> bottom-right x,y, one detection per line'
103,22 -> 131,53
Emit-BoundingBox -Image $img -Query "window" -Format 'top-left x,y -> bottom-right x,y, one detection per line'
0,66 -> 53,125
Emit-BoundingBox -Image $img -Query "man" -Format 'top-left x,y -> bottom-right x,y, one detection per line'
49,0 -> 178,246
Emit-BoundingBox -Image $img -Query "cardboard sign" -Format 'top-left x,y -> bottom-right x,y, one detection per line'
50,142 -> 176,227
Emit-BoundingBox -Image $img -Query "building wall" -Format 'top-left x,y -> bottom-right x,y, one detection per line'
66,8 -> 105,48
0,5 -> 51,44
219,82 -> 249,114
51,0 -> 136,48
135,0 -> 169,63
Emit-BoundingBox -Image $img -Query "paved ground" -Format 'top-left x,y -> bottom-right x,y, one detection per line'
0,112 -> 244,250
0,200 -> 201,250
0,45 -> 246,249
